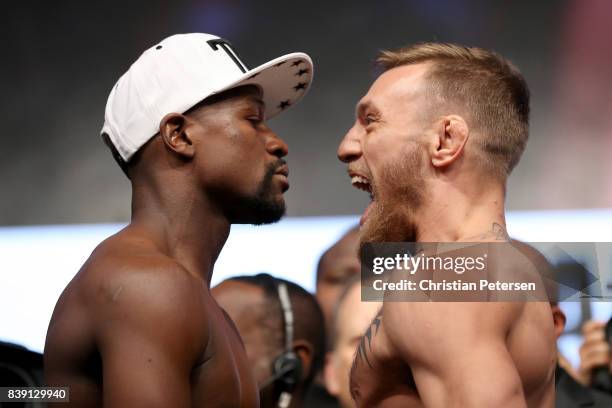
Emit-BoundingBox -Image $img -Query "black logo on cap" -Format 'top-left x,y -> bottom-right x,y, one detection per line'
207,38 -> 249,73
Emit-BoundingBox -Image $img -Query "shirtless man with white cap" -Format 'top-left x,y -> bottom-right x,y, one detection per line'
44,33 -> 313,407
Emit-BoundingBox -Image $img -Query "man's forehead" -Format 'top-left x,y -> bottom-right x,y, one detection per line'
228,85 -> 264,105
205,84 -> 264,110
320,246 -> 360,280
242,95 -> 265,111
358,63 -> 432,110
378,62 -> 432,87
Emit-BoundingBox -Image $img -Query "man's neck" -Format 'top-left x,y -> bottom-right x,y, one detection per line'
415,180 -> 507,242
129,181 -> 230,287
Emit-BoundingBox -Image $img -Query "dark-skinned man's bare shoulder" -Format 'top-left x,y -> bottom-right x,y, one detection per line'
44,230 -> 259,407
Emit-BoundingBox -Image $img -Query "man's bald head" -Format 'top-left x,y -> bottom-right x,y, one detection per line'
212,277 -> 283,385
213,274 -> 325,407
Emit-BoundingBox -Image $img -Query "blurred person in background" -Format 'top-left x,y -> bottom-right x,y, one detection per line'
315,225 -> 360,333
213,273 -> 325,408
0,341 -> 44,388
552,306 -> 612,407
324,278 -> 381,408
513,240 -> 612,406
308,225 -> 359,407
575,319 -> 612,393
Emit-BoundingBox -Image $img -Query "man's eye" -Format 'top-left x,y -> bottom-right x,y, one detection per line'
365,114 -> 377,125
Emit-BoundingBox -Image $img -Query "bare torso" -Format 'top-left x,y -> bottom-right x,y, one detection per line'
349,301 -> 556,408
44,230 -> 258,407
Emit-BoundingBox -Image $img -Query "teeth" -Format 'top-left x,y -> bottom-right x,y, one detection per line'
351,175 -> 372,196
351,176 -> 370,185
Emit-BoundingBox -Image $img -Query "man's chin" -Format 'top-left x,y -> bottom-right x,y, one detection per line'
248,198 -> 286,226
226,194 -> 286,225
359,200 -> 416,245
249,210 -> 285,226
359,203 -> 389,245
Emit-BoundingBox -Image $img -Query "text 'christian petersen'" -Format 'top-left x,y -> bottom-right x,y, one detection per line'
372,279 -> 537,292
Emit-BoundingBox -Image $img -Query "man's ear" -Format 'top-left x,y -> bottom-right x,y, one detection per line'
159,113 -> 196,160
430,115 -> 469,168
292,340 -> 314,383
323,352 -> 340,396
551,304 -> 566,339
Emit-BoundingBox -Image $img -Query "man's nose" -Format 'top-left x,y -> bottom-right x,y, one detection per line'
266,131 -> 289,159
337,125 -> 362,163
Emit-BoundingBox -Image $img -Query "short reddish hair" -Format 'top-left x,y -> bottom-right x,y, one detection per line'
377,43 -> 530,178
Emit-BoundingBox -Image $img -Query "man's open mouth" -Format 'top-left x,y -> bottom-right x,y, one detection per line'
350,173 -> 373,201
350,172 -> 375,225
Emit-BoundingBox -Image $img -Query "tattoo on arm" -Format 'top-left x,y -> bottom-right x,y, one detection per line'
356,309 -> 383,369
492,223 -> 509,241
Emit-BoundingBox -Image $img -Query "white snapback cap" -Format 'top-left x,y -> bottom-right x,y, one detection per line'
101,33 -> 313,162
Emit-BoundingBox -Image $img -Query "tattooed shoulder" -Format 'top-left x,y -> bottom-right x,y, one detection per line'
492,223 -> 509,241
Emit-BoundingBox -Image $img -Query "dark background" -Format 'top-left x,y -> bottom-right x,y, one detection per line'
4,0 -> 612,225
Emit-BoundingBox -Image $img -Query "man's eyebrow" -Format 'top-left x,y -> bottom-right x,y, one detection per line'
247,96 -> 265,107
355,100 -> 376,118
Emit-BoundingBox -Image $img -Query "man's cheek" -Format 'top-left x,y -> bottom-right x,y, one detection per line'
367,149 -> 402,185
365,138 -> 400,170
242,164 -> 266,194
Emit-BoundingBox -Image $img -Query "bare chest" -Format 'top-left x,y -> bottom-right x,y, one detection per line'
191,312 -> 259,408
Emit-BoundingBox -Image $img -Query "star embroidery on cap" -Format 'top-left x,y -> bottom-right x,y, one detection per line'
248,73 -> 260,79
291,60 -> 305,67
278,100 -> 291,110
293,82 -> 307,91
295,68 -> 309,76
275,61 -> 287,67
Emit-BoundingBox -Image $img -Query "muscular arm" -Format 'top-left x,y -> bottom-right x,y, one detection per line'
93,264 -> 207,407
384,302 -> 526,408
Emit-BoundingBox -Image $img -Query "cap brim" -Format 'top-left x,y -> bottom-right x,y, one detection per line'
216,52 -> 313,120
